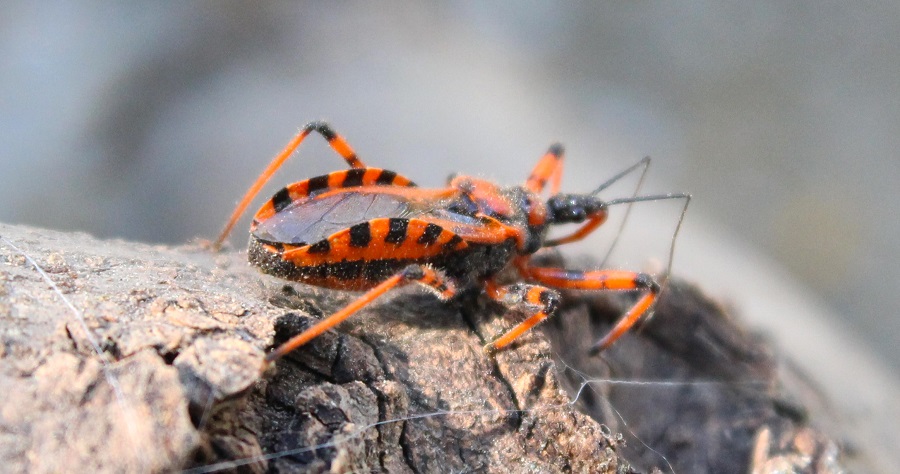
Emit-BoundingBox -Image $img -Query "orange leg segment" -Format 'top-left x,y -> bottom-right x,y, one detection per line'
518,263 -> 661,354
215,121 -> 366,249
483,282 -> 561,353
525,143 -> 565,194
262,265 -> 455,370
543,210 -> 608,247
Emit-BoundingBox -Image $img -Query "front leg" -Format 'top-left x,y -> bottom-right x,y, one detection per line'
517,261 -> 660,354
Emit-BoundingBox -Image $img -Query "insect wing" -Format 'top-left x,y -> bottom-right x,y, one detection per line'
252,190 -> 422,245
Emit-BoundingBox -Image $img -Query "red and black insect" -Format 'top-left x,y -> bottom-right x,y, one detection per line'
214,122 -> 689,368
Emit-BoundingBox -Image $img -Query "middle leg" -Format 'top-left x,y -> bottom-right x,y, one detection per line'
483,280 -> 561,353
263,264 -> 456,370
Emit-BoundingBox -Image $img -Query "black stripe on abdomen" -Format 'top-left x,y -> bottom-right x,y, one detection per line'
385,218 -> 409,244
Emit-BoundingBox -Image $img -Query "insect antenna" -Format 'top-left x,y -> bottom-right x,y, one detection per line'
604,192 -> 692,288
591,156 -> 651,267
592,155 -> 652,195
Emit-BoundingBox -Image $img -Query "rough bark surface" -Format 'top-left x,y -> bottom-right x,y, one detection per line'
0,223 -> 844,473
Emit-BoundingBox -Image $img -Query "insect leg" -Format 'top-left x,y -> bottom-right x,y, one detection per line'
543,210 -> 609,247
525,143 -> 565,194
302,121 -> 366,169
215,121 -> 366,249
483,281 -> 561,353
519,264 -> 660,354
263,265 -> 455,369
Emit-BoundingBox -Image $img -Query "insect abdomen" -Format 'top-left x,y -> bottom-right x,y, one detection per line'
248,217 -> 473,291
248,235 -> 473,290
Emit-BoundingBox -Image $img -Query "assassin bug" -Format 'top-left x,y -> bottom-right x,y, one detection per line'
213,122 -> 689,369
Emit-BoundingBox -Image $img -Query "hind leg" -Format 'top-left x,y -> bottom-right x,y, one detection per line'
215,121 -> 368,248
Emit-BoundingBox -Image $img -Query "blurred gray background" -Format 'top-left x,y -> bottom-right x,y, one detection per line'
1,0 -> 897,427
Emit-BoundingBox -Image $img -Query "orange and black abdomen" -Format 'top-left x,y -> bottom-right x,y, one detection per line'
248,175 -> 521,291
248,218 -> 515,291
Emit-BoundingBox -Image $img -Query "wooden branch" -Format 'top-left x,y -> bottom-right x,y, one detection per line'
0,223 -> 845,473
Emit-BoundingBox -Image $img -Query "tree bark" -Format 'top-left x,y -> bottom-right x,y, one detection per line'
0,223 -> 844,473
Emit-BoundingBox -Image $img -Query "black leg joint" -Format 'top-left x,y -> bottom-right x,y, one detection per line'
538,289 -> 560,315
548,142 -> 565,156
303,120 -> 337,140
634,273 -> 660,293
400,264 -> 425,280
